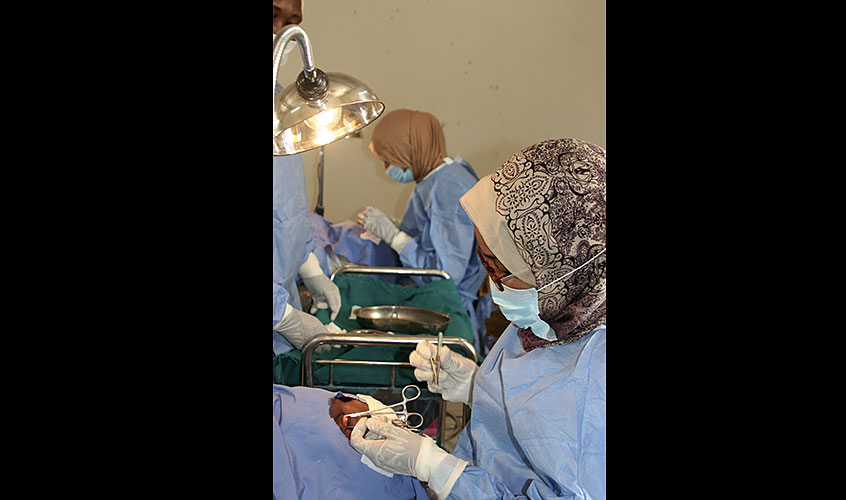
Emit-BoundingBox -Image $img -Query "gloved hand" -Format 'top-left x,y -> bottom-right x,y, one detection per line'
409,342 -> 478,405
350,417 -> 468,499
273,307 -> 333,354
356,209 -> 400,228
298,253 -> 341,321
362,206 -> 400,245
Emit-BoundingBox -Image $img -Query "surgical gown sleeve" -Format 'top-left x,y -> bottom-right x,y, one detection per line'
447,324 -> 606,500
272,283 -> 290,329
398,163 -> 484,305
272,153 -> 316,326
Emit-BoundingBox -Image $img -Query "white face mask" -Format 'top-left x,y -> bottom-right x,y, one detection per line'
489,248 -> 606,342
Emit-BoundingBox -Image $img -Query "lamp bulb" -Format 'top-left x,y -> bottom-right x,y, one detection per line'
304,107 -> 343,131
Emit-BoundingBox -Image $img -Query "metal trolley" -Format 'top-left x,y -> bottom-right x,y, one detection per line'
300,265 -> 477,448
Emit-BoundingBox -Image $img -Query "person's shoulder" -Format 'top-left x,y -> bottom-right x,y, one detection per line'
583,325 -> 606,371
431,162 -> 477,194
583,324 -> 606,350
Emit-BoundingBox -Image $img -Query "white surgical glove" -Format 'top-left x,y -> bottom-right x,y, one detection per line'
409,342 -> 478,406
273,307 -> 332,354
356,209 -> 400,228
350,417 -> 467,500
358,207 -> 412,253
362,206 -> 400,245
353,394 -> 399,478
299,253 -> 341,321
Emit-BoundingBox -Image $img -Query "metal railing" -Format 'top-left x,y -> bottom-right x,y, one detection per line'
301,333 -> 476,447
330,264 -> 451,281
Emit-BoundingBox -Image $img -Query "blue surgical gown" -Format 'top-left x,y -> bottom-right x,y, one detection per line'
448,323 -> 607,499
273,153 -> 317,355
398,157 -> 490,350
273,384 -> 429,500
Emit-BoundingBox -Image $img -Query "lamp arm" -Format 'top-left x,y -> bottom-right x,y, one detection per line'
273,25 -> 317,98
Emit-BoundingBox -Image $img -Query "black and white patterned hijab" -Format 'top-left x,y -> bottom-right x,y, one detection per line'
491,138 -> 606,351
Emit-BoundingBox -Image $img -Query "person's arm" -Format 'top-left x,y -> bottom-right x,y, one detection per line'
349,417 -> 467,500
298,252 -> 341,320
273,281 -> 290,327
273,154 -> 316,321
349,417 -> 567,500
273,154 -> 316,268
443,465 -> 559,500
397,211 -> 476,287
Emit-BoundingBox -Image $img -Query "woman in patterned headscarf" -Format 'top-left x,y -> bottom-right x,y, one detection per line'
350,138 -> 606,500
463,137 -> 606,351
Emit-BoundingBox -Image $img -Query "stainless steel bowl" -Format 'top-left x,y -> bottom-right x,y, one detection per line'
355,305 -> 451,334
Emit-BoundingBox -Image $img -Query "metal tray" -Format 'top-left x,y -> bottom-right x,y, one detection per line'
355,305 -> 451,334
346,329 -> 394,336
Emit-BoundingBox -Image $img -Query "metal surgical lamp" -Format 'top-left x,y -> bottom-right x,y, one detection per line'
273,25 -> 385,156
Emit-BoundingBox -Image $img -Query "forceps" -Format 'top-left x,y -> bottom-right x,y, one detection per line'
429,331 -> 443,385
342,384 -> 424,431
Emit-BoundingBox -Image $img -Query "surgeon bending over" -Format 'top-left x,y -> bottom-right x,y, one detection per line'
361,109 -> 489,351
350,138 -> 607,499
272,0 -> 342,355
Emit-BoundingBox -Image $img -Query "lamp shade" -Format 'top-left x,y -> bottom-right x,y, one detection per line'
273,72 -> 384,155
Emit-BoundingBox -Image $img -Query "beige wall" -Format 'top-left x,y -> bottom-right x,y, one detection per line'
276,0 -> 606,223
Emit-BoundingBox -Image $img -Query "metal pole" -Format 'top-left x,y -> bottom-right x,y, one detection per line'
315,146 -> 325,216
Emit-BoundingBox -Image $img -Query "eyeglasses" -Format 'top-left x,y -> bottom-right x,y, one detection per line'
476,246 -> 515,292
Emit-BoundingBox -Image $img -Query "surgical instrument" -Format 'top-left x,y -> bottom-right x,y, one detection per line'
430,330 -> 442,385
342,384 -> 425,431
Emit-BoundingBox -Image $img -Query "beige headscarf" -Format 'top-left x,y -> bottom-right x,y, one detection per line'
461,138 -> 606,352
369,109 -> 447,183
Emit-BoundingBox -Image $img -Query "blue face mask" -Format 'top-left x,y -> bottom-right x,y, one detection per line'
385,165 -> 415,184
489,280 -> 555,341
488,248 -> 607,341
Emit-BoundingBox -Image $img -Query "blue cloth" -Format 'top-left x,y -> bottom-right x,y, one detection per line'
272,384 -> 429,500
397,157 -> 489,350
474,294 -> 493,354
273,153 -> 317,356
309,213 -> 401,277
449,323 -> 606,499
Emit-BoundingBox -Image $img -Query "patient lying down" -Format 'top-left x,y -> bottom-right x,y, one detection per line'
328,394 -> 369,440
273,385 -> 428,500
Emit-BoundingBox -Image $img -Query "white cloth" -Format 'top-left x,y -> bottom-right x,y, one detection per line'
355,395 -> 400,477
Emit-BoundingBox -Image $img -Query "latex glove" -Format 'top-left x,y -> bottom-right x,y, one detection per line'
362,206 -> 400,245
350,417 -> 467,499
273,307 -> 332,354
409,342 -> 478,405
299,253 -> 341,321
351,395 -> 399,477
356,209 -> 400,228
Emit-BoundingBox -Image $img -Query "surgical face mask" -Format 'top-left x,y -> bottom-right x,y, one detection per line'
489,248 -> 607,341
385,164 -> 414,184
490,282 -> 555,341
273,34 -> 298,66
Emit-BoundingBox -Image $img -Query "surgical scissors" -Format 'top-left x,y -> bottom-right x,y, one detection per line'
342,384 -> 424,431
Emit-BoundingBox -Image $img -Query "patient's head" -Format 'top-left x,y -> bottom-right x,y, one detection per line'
328,395 -> 369,440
